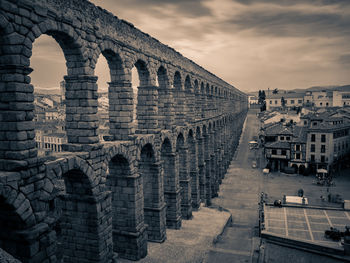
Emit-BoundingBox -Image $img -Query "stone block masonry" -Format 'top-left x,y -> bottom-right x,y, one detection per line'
0,0 -> 248,262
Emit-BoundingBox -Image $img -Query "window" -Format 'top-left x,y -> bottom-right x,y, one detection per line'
321,155 -> 325,163
275,100 -> 278,104
326,102 -> 329,106
270,100 -> 272,104
321,145 -> 326,153
307,100 -> 310,103
291,100 -> 295,104
311,154 -> 315,162
272,149 -> 277,155
296,153 -> 301,159
286,136 -> 290,141
304,120 -> 307,125
311,134 -> 316,142
320,102 -> 323,106
311,144 -> 315,152
334,144 -> 337,152
281,150 -> 287,155
296,145 -> 300,151
321,134 -> 326,142
280,136 -> 284,141
298,100 -> 302,104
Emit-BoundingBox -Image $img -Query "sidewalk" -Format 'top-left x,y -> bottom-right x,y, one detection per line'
117,205 -> 231,263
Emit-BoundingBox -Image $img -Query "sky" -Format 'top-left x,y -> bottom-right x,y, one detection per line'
30,0 -> 350,93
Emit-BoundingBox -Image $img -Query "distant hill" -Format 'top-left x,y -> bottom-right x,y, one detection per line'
252,85 -> 350,96
34,87 -> 60,95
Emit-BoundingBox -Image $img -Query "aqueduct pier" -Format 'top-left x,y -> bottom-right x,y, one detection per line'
0,0 -> 248,262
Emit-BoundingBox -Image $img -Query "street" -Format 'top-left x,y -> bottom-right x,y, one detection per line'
204,109 -> 350,262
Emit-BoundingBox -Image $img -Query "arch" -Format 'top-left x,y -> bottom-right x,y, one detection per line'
134,59 -> 150,87
200,82 -> 205,94
206,84 -> 210,94
94,45 -> 127,82
52,166 -> 109,262
184,75 -> 192,91
188,129 -> 200,208
174,71 -> 182,90
0,186 -> 37,262
176,133 -> 192,219
157,65 -> 169,89
140,143 -> 166,241
291,164 -> 298,173
26,20 -> 86,75
161,138 -> 181,229
194,79 -> 199,93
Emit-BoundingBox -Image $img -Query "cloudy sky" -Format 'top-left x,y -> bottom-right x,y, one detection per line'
31,0 -> 350,93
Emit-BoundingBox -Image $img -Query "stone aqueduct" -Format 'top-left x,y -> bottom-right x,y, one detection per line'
0,0 -> 248,262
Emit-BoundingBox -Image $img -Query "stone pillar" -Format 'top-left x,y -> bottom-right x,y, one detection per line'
163,152 -> 182,229
108,172 -> 147,260
143,161 -> 167,242
60,192 -> 113,263
0,65 -> 36,171
106,81 -> 134,141
136,86 -> 159,134
64,75 -> 99,145
197,135 -> 206,203
178,146 -> 192,219
172,89 -> 187,126
158,88 -> 175,130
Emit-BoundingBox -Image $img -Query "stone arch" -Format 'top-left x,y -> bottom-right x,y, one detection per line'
292,164 -> 298,173
173,71 -> 183,90
57,167 -> 113,262
157,65 -> 174,130
94,43 -> 127,82
184,75 -> 192,91
0,185 -> 39,262
161,137 -> 181,229
157,65 -> 169,89
176,133 -> 192,219
25,20 -> 87,75
140,143 -> 166,242
133,59 -> 151,87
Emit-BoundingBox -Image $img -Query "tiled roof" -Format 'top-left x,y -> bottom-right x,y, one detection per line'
265,141 -> 290,149
265,123 -> 293,136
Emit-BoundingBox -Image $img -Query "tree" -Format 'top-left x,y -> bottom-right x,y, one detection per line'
260,101 -> 266,112
281,96 -> 286,108
272,88 -> 278,94
258,90 -> 266,105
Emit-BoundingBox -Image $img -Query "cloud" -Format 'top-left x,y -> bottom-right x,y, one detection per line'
226,9 -> 350,38
339,54 -> 350,65
91,0 -> 212,18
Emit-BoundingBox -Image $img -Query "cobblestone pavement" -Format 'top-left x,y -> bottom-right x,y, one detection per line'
117,206 -> 231,263
204,109 -> 350,263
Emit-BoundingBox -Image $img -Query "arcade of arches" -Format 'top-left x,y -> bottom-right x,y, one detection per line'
0,0 -> 248,262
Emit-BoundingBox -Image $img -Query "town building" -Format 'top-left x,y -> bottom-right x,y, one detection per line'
266,92 -> 304,110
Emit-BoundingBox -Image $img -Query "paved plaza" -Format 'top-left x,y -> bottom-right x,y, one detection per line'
264,205 -> 350,249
